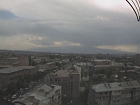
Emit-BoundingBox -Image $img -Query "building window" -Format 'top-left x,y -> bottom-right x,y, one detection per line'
63,78 -> 65,82
99,93 -> 102,95
55,78 -> 57,82
71,76 -> 73,79
59,78 -> 61,82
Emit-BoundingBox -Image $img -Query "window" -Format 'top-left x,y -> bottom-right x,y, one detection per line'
59,78 -> 61,82
55,78 -> 57,82
99,93 -> 102,95
58,78 -> 60,82
63,78 -> 65,82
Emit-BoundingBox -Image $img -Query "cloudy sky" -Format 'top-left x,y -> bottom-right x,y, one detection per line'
0,0 -> 140,54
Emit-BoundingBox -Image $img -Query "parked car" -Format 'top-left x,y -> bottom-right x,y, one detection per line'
11,94 -> 16,99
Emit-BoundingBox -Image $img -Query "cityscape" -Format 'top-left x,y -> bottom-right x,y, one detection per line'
0,50 -> 140,105
1,0 -> 140,105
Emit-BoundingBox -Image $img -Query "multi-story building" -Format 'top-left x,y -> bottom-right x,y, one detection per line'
0,66 -> 39,89
88,80 -> 140,105
45,68 -> 81,104
12,84 -> 62,105
47,62 -> 56,69
38,62 -> 56,70
135,54 -> 140,66
0,56 -> 29,66
94,59 -> 111,66
94,64 -> 122,71
76,62 -> 93,77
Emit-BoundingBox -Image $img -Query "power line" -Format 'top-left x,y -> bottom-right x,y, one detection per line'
126,0 -> 140,21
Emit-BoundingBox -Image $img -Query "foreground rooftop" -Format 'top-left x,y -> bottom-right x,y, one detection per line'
92,80 -> 140,92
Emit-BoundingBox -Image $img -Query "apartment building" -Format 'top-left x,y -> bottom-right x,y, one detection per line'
13,84 -> 62,105
0,56 -> 29,66
0,66 -> 39,89
88,80 -> 140,105
38,62 -> 56,70
94,64 -> 122,71
94,59 -> 111,66
135,54 -> 140,66
45,68 -> 81,104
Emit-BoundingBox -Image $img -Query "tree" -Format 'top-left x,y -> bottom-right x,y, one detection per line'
105,69 -> 113,79
31,61 -> 37,66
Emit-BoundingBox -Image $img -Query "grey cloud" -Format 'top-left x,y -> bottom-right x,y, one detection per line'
0,2 -> 140,53
0,9 -> 17,20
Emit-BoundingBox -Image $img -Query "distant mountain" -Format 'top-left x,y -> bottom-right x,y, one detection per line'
28,46 -> 136,54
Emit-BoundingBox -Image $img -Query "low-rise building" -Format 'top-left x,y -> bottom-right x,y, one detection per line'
94,59 -> 111,65
94,64 -> 121,71
88,80 -> 140,105
0,56 -> 29,66
38,62 -> 56,70
12,84 -> 62,105
135,54 -> 140,66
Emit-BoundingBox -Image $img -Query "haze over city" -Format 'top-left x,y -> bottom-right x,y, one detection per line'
0,0 -> 140,54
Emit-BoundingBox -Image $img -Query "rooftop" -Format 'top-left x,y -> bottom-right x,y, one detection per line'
13,84 -> 61,105
94,64 -> 121,67
76,62 -> 91,66
94,59 -> 111,62
51,70 -> 72,77
49,69 -> 80,77
92,83 -> 124,92
92,80 -> 140,92
2,57 -> 18,60
0,66 -> 37,74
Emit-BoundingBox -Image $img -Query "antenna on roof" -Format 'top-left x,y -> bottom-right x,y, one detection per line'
126,0 -> 140,21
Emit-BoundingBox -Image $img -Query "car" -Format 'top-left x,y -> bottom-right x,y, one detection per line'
12,95 -> 16,99
8,99 -> 11,101
20,88 -> 23,91
3,96 -> 7,100
21,90 -> 23,92
29,85 -> 32,88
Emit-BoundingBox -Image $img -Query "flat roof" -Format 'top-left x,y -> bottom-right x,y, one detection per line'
51,70 -> 71,77
19,66 -> 37,69
94,65 -> 119,67
2,58 -> 18,60
94,59 -> 111,62
50,69 -> 80,77
92,83 -> 124,92
92,80 -> 140,92
0,66 -> 37,74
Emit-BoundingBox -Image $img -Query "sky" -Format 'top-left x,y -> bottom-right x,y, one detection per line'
0,0 -> 140,54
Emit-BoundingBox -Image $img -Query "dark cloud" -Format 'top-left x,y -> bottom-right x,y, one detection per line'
0,9 -> 17,20
0,3 -> 140,54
